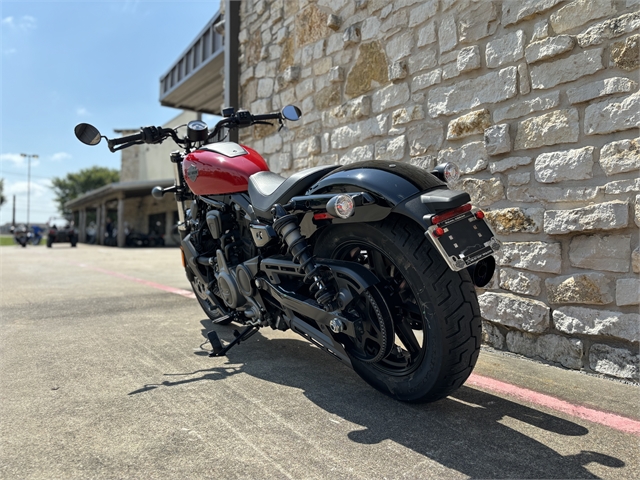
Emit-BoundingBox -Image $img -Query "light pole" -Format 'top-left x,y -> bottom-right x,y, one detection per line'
20,153 -> 38,229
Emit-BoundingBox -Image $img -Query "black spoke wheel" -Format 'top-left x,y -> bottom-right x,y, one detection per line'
314,215 -> 481,403
338,243 -> 426,375
189,270 -> 232,325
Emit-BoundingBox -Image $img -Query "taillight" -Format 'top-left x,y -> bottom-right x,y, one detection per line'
313,212 -> 334,221
431,204 -> 472,225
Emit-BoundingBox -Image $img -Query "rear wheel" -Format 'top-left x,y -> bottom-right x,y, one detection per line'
314,215 -> 481,403
188,268 -> 233,325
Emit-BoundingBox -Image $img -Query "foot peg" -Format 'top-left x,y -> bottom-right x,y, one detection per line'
214,314 -> 231,324
207,326 -> 259,357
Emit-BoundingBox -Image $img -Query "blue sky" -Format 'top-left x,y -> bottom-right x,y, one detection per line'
1,0 -> 220,224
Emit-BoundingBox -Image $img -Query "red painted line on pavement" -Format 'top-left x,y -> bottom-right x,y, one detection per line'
468,373 -> 640,436
77,263 -> 196,299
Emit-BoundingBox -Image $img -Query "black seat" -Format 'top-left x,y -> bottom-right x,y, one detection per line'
248,165 -> 339,218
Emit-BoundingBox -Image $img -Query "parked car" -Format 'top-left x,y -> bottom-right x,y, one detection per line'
47,217 -> 78,247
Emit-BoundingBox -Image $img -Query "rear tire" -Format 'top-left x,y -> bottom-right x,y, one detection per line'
314,215 -> 481,403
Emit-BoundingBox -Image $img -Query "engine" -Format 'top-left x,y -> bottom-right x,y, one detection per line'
185,197 -> 266,324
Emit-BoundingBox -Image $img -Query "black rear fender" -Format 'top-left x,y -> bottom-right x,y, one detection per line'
305,161 -> 470,230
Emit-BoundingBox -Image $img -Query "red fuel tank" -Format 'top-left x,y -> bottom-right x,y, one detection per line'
183,142 -> 270,195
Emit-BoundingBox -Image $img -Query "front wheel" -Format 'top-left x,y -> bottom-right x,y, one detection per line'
314,215 -> 481,403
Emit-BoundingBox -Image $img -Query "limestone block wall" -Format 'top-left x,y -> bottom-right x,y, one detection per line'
235,0 -> 640,381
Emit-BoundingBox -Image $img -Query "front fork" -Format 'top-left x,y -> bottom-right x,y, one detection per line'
171,153 -> 189,234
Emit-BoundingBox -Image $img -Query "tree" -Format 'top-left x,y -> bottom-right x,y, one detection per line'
0,178 -> 6,207
51,166 -> 119,215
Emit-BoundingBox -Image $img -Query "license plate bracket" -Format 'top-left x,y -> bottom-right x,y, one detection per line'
425,209 -> 500,271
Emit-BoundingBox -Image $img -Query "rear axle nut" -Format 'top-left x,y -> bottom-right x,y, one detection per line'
329,318 -> 345,333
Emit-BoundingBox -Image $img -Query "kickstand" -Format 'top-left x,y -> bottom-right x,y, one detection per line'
207,326 -> 259,357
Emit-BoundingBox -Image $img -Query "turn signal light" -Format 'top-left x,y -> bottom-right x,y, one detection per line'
431,162 -> 461,183
326,194 -> 355,219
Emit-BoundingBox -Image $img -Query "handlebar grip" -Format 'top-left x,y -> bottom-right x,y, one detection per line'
252,113 -> 281,122
110,132 -> 143,146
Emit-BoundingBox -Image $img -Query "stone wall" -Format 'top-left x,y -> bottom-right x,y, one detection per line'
235,0 -> 639,381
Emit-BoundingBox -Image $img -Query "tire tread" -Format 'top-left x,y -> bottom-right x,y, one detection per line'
315,214 -> 482,403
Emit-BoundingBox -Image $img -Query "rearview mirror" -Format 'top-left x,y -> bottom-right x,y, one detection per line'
281,105 -> 302,121
74,123 -> 102,146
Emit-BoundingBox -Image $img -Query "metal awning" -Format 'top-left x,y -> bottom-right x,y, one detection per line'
159,11 -> 225,115
65,179 -> 174,210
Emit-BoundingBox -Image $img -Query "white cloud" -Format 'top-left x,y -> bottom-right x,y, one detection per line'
0,153 -> 26,167
0,153 -> 41,168
2,15 -> 37,57
0,178 -> 57,224
76,107 -> 90,117
5,178 -> 52,196
51,152 -> 72,162
2,15 -> 36,31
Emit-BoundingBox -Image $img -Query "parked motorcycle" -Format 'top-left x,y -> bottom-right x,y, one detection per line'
11,225 -> 31,247
74,105 -> 500,403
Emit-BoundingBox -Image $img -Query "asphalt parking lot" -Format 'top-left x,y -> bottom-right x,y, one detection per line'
1,244 -> 638,479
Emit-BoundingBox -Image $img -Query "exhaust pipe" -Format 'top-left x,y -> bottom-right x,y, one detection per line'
467,256 -> 496,288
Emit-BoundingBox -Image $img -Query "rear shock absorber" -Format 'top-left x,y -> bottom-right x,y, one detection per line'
271,204 -> 336,311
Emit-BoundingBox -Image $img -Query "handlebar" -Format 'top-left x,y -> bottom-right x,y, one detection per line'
252,113 -> 281,122
207,110 -> 283,140
107,126 -> 181,152
109,132 -> 143,146
97,106 -> 296,152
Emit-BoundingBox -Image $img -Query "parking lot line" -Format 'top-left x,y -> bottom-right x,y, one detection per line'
76,263 -> 196,299
467,374 -> 640,436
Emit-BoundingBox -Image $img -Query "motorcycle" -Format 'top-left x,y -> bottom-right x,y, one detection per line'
11,224 -> 31,247
74,105 -> 500,403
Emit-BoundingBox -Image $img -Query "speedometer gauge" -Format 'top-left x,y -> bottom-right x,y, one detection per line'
187,120 -> 209,141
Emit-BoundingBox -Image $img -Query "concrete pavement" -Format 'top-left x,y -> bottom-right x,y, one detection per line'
1,244 -> 638,479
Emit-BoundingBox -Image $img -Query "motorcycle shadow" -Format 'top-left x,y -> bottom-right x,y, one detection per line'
131,323 -> 624,479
